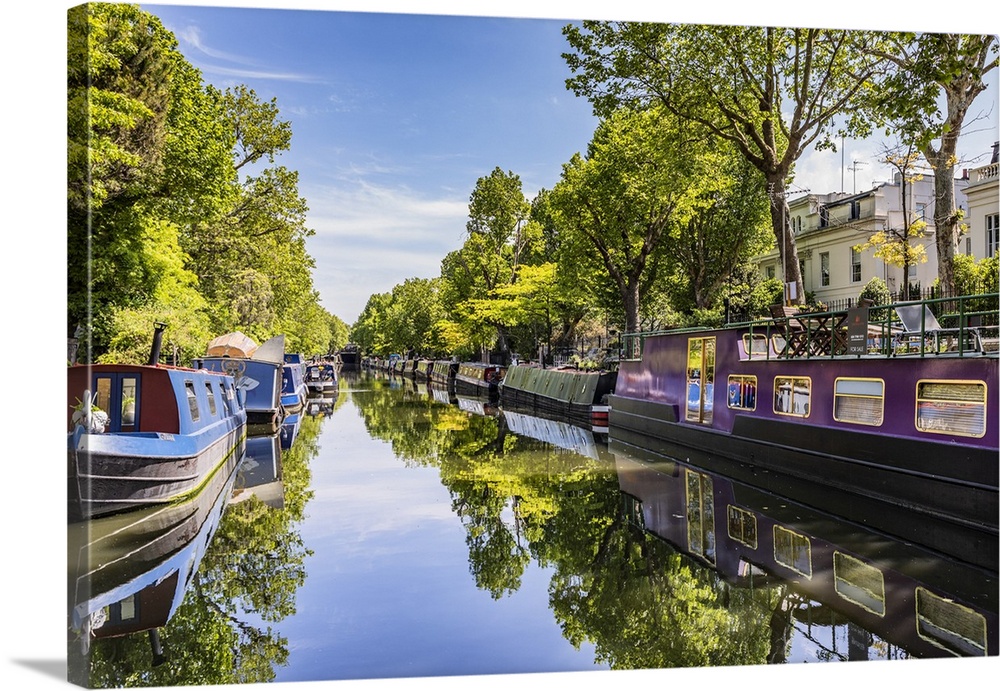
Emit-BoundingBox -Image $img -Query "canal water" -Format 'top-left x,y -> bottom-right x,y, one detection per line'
68,369 -> 998,688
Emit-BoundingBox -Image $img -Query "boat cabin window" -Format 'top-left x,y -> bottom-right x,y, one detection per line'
91,374 -> 139,433
741,333 -> 769,359
915,587 -> 987,656
185,381 -> 200,422
833,552 -> 885,616
915,380 -> 987,438
833,378 -> 884,426
773,526 -> 812,578
220,382 -> 232,415
685,470 -> 716,565
727,375 -> 757,410
686,337 -> 715,424
774,376 -> 811,417
727,505 -> 757,549
205,382 -> 217,417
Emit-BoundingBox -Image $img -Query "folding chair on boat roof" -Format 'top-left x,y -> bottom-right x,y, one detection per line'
893,303 -> 974,353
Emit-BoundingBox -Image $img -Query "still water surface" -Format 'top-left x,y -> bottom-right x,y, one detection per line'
68,369 -> 998,687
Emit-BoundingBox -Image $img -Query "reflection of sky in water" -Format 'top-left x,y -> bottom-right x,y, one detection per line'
270,397 -> 606,682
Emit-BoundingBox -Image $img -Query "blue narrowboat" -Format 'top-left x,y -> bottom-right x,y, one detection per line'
193,332 -> 286,432
67,352 -> 247,522
281,352 -> 308,415
609,295 -> 999,552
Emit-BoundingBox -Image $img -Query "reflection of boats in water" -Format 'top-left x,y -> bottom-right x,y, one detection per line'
231,433 -> 283,508
502,409 -> 607,460
613,442 -> 998,659
279,411 -> 301,450
429,381 -> 458,407
306,396 -> 335,417
68,446 -> 242,663
67,324 -> 247,521
455,394 -> 500,418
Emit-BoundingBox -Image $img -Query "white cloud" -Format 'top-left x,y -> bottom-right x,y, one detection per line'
302,181 -> 470,322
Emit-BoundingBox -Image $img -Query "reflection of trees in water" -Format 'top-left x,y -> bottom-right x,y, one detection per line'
351,378 -> 782,668
83,416 -> 323,687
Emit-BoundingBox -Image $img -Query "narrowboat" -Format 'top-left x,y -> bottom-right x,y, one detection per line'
305,361 -> 338,396
280,353 -> 308,416
67,327 -> 247,521
499,364 -> 616,431
614,447 -> 997,656
193,332 -> 286,433
67,440 -> 241,666
454,362 -> 505,399
414,359 -> 434,380
430,360 -> 458,388
609,295 -> 999,543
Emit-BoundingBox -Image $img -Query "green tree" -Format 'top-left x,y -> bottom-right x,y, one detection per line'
853,142 -> 929,299
547,107 -> 695,333
868,33 -> 998,296
67,3 -> 199,358
563,22 -> 888,305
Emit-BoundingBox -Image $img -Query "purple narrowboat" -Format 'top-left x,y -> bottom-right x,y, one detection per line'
609,296 -> 998,546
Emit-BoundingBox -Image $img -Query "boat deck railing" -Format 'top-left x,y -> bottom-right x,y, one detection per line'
619,292 -> 999,362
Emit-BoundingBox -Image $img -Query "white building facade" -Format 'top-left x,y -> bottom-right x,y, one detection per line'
752,164 -> 987,307
961,142 -> 999,262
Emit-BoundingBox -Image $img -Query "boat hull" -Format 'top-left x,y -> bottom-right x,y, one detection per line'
500,365 -> 616,431
69,422 -> 246,521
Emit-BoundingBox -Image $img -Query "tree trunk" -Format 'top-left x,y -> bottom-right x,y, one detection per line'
766,175 -> 804,304
622,281 -> 641,334
926,151 -> 960,297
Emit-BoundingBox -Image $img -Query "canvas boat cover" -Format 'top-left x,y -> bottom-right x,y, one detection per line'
206,332 -> 258,358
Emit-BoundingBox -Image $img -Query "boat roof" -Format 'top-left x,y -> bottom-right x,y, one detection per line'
206,332 -> 258,358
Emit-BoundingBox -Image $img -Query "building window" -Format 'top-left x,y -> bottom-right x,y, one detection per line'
987,213 -> 999,257
766,265 -> 776,280
850,247 -> 862,283
820,252 -> 830,286
834,378 -> 884,426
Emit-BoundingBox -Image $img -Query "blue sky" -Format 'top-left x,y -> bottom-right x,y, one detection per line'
135,1 -> 998,325
142,2 -> 604,324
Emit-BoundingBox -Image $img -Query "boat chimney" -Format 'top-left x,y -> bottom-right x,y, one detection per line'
148,322 -> 168,365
